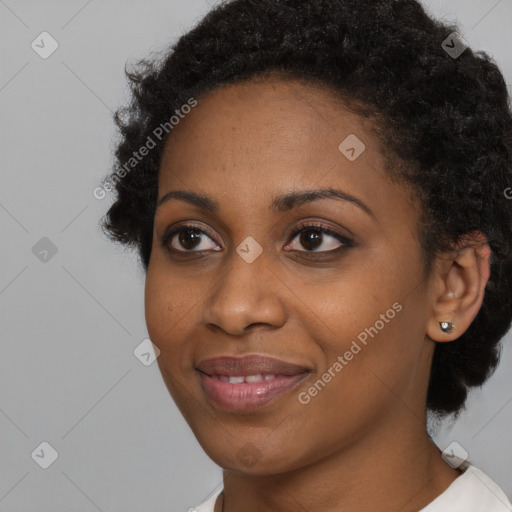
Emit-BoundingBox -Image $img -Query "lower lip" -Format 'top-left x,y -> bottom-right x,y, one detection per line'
198,372 -> 309,411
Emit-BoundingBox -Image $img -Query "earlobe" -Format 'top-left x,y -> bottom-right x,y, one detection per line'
426,232 -> 491,343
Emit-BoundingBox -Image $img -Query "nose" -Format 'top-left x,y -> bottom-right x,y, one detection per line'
201,246 -> 287,336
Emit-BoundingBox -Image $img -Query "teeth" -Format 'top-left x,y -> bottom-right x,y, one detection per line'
215,374 -> 278,383
245,374 -> 264,382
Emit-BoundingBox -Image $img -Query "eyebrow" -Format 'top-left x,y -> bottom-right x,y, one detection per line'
156,187 -> 374,218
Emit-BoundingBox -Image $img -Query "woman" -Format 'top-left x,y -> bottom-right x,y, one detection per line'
100,0 -> 512,510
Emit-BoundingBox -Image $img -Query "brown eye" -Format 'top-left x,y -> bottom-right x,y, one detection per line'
163,225 -> 221,253
177,228 -> 202,250
286,224 -> 352,253
298,229 -> 323,251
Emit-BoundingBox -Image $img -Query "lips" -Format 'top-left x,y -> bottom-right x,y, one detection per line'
196,355 -> 312,411
196,354 -> 310,378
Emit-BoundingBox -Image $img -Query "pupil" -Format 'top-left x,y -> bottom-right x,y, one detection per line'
301,229 -> 322,250
180,229 -> 201,250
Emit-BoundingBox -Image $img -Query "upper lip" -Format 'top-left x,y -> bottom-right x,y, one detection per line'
196,355 -> 312,377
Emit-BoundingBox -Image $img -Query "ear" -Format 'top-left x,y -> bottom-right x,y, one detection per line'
426,232 -> 491,342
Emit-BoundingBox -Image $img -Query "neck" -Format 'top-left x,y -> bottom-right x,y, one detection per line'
219,413 -> 461,512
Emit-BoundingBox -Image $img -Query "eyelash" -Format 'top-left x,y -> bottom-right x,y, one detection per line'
161,221 -> 354,259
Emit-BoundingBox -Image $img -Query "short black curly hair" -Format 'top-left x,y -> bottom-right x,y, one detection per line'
100,0 -> 512,417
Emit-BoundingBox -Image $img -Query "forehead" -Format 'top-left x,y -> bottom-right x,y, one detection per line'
160,78 -> 385,185
163,77 -> 366,149
156,77 -> 418,231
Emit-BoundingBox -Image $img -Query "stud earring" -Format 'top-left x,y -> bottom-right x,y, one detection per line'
440,321 -> 454,334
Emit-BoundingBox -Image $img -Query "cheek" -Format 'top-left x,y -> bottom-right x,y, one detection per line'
281,303 -> 424,470
144,262 -> 192,416
297,258 -> 399,342
144,255 -> 216,381
144,259 -> 189,358
144,262 -> 167,342
298,255 -> 427,400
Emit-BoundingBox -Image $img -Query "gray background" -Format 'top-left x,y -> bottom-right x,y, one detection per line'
1,0 -> 511,510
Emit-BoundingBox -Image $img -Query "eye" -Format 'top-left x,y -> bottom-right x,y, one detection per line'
162,224 -> 221,253
161,221 -> 354,258
284,222 -> 353,255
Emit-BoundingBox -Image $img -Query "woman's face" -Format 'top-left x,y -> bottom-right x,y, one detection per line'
145,77 -> 437,474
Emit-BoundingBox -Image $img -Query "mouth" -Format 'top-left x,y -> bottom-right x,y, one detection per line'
195,355 -> 312,411
203,373 -> 286,383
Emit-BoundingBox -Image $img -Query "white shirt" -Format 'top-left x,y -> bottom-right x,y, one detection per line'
191,465 -> 512,511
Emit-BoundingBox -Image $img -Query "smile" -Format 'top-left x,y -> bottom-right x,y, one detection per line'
196,354 -> 312,411
198,371 -> 310,411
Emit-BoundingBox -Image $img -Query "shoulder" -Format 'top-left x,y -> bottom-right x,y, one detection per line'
190,487 -> 223,512
420,465 -> 512,512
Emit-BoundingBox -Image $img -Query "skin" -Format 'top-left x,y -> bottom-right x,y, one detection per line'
144,76 -> 491,512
